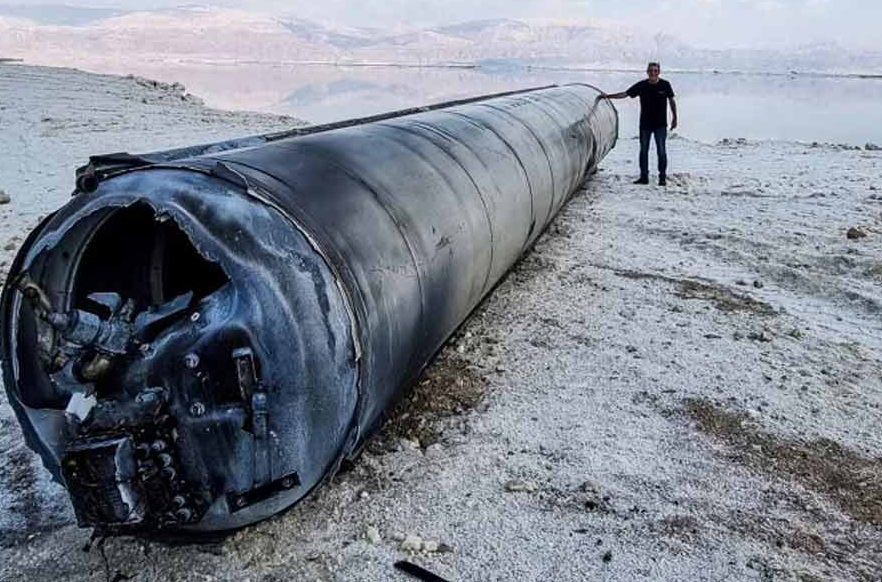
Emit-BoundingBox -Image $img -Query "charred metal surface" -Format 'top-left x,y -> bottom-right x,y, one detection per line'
74,86 -> 560,193
1,84 -> 618,534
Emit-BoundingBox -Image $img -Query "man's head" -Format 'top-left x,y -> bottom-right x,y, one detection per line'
647,62 -> 661,82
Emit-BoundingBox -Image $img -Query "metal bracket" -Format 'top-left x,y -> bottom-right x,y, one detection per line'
233,347 -> 271,488
228,472 -> 300,513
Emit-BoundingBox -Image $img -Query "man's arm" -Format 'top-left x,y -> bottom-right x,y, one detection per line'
597,91 -> 629,101
669,97 -> 678,130
598,82 -> 641,103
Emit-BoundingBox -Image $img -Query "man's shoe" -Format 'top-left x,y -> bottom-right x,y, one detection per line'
659,176 -> 667,186
633,177 -> 649,185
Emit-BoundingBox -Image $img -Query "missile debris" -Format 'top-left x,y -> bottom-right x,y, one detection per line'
0,84 -> 617,533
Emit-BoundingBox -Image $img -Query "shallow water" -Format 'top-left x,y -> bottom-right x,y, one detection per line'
122,62 -> 882,145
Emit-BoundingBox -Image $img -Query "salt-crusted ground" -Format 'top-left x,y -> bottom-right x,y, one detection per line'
1,64 -> 881,582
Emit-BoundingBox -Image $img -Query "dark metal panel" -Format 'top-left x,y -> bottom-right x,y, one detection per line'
387,113 -> 534,289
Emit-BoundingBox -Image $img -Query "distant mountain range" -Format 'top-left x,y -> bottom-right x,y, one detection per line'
1,5 -> 881,75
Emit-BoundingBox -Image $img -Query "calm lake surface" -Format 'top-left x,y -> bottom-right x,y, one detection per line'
129,62 -> 882,145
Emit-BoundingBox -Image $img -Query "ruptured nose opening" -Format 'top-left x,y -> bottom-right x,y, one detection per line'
6,175 -> 361,534
12,201 -> 231,412
10,201 -> 235,532
73,202 -> 228,317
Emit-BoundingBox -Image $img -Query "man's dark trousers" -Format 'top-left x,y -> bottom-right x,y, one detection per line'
639,127 -> 667,179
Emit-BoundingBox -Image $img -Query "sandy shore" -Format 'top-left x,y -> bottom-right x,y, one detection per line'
1,63 -> 881,582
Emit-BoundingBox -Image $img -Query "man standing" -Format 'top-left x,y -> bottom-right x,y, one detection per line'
598,62 -> 678,186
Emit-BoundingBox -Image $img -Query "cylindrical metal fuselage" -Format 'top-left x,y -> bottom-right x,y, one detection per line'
1,84 -> 617,532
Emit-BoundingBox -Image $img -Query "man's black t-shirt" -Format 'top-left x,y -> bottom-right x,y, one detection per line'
627,79 -> 675,129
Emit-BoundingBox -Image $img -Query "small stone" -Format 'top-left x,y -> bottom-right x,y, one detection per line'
735,279 -> 747,286
865,142 -> 882,151
846,227 -> 867,240
789,328 -> 804,340
425,443 -> 445,457
733,331 -> 744,340
0,189 -> 9,204
505,479 -> 538,493
366,526 -> 382,545
423,540 -> 440,553
602,550 -> 613,563
753,280 -> 764,289
581,481 -> 600,494
3,241 -> 16,252
399,438 -> 421,451
748,330 -> 772,343
400,535 -> 423,552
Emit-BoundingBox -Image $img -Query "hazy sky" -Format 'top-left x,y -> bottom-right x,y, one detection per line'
2,0 -> 879,49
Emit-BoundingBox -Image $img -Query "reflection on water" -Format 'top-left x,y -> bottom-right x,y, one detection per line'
122,62 -> 882,144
